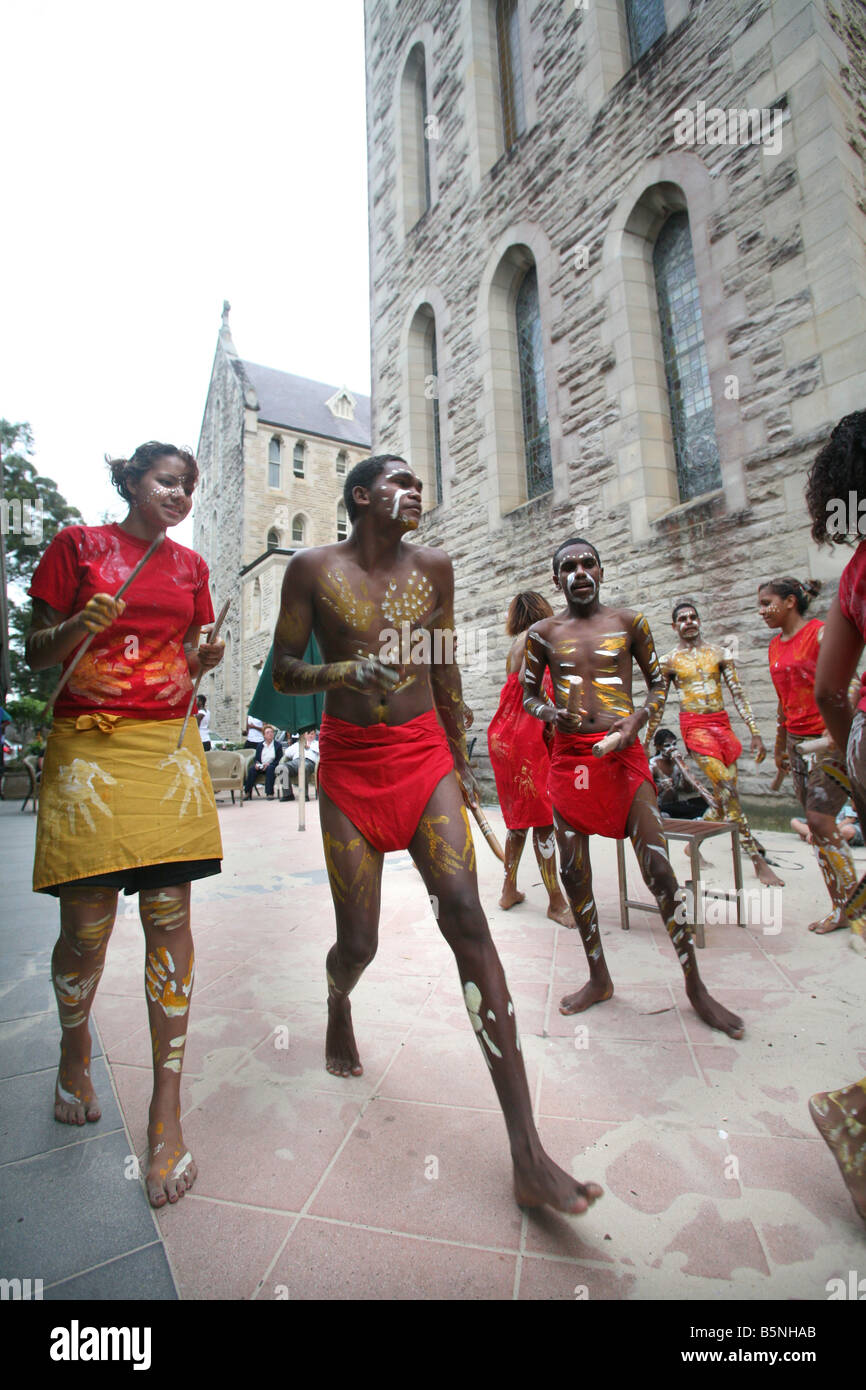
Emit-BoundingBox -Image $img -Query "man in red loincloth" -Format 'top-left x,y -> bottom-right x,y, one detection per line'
272,457 -> 602,1216
522,538 -> 744,1038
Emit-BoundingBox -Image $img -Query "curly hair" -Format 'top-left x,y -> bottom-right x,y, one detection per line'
107,441 -> 198,503
805,411 -> 866,545
758,577 -> 822,615
506,591 -> 553,635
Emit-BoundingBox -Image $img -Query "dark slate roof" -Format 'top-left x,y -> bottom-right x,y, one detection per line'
241,360 -> 371,447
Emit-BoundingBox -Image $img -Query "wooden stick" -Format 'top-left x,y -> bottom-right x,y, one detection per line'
45,532 -> 164,718
592,730 -> 623,758
469,800 -> 505,862
177,599 -> 230,749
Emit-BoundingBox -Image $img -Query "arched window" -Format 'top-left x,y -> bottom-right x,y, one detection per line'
407,301 -> 443,507
496,0 -> 526,150
268,436 -> 281,489
252,579 -> 262,630
653,211 -> 721,502
293,441 -> 306,478
625,0 -> 666,64
267,528 -> 280,551
400,43 -> 431,233
515,267 -> 552,499
336,501 -> 348,541
336,449 -> 348,476
292,514 -> 306,545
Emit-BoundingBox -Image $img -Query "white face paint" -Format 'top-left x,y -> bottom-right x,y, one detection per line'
566,572 -> 597,600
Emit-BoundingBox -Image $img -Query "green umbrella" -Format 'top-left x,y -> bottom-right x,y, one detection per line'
248,636 -> 324,734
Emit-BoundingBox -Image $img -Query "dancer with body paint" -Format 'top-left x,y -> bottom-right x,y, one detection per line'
803,409 -> 866,1222
758,576 -> 860,934
26,442 -> 223,1208
645,601 -> 782,887
522,538 -> 744,1038
487,591 -> 574,926
272,456 -> 603,1216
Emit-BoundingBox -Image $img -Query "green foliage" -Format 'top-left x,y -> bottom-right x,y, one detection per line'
6,695 -> 48,745
2,419 -> 84,586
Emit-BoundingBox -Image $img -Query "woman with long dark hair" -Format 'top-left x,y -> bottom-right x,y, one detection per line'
26,441 -> 223,1208
487,591 -> 573,926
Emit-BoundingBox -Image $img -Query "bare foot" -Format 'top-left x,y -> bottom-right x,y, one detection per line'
547,898 -> 576,928
754,857 -> 784,888
499,885 -> 526,910
513,1148 -> 603,1214
559,978 -> 613,1015
850,926 -> 866,957
808,1086 -> 866,1223
326,993 -> 363,1077
685,977 -> 744,1038
684,845 -> 713,872
54,1045 -> 100,1125
809,910 -> 847,934
145,1119 -> 197,1208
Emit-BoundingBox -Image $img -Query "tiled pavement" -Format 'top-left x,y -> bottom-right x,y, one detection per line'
1,792 -> 864,1300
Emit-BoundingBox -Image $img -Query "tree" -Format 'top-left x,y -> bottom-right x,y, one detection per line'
2,420 -> 85,705
1,420 -> 84,586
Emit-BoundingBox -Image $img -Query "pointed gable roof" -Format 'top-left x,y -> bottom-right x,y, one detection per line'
240,360 -> 371,448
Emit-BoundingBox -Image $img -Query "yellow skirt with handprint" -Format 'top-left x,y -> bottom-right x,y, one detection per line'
34,715 -> 223,892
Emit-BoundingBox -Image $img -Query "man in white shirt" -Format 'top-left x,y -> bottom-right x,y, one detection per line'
244,725 -> 284,798
277,730 -> 319,801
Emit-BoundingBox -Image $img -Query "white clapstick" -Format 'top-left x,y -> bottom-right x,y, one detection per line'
798,736 -> 830,756
592,731 -> 623,758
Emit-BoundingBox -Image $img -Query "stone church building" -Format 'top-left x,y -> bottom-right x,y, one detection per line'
364,0 -> 865,793
193,305 -> 371,737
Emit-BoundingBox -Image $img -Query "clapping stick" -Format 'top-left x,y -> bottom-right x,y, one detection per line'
45,532 -> 165,719
177,599 -> 230,749
592,731 -> 623,758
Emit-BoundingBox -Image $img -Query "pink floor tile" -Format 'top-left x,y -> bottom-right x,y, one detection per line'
376,1015 -> 539,1111
603,1131 -> 740,1214
309,1097 -> 524,1248
661,1200 -> 770,1279
517,1255 -> 638,1300
537,1037 -> 703,1123
264,1218 -> 517,1299
157,1196 -> 294,1298
727,1132 -> 857,1227
544,983 -> 684,1043
247,1011 -> 407,1097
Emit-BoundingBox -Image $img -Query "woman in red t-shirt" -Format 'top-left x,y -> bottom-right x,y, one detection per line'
804,408 -> 866,1225
758,576 -> 858,933
487,591 -> 573,926
26,441 -> 224,1209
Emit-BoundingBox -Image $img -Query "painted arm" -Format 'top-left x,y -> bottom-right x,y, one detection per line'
644,661 -> 672,748
25,595 -> 126,671
272,552 -> 399,696
521,628 -> 557,723
427,556 -> 478,805
182,623 -> 224,681
611,612 -> 666,749
720,656 -> 765,762
774,700 -> 789,771
815,596 -> 864,753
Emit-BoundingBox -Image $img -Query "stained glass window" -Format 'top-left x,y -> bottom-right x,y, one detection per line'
516,267 -> 552,499
268,437 -> 280,489
653,212 -> 722,502
496,0 -> 526,149
625,0 -> 666,63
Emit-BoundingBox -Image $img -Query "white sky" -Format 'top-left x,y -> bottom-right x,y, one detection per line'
1,0 -> 371,549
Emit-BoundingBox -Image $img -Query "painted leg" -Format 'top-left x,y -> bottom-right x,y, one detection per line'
532,825 -> 575,927
140,885 -> 197,1207
808,812 -> 858,933
844,876 -> 866,956
52,886 -> 118,1124
809,1079 -> 866,1223
319,787 -> 384,1078
699,755 -> 783,887
409,776 -> 603,1216
627,784 -> 744,1038
553,813 -> 612,1012
499,829 -> 527,909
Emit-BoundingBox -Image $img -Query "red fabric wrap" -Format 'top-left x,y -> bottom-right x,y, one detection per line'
679,709 -> 743,765
547,730 -> 655,839
487,671 -> 553,829
317,708 -> 455,853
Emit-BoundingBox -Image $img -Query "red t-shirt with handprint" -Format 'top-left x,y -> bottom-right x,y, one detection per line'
29,524 -> 214,720
839,539 -> 866,713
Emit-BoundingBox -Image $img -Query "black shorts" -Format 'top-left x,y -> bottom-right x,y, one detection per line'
42,858 -> 221,898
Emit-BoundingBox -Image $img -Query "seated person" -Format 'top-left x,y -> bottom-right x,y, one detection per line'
244,724 -> 284,798
649,728 -> 711,820
793,800 -> 864,848
277,731 -> 320,801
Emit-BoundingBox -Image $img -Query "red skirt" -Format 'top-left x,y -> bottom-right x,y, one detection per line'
679,710 -> 743,766
548,730 -> 655,839
317,708 -> 455,853
487,672 -> 553,829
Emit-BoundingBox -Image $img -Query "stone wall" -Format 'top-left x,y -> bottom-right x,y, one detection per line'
365,0 -> 866,796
